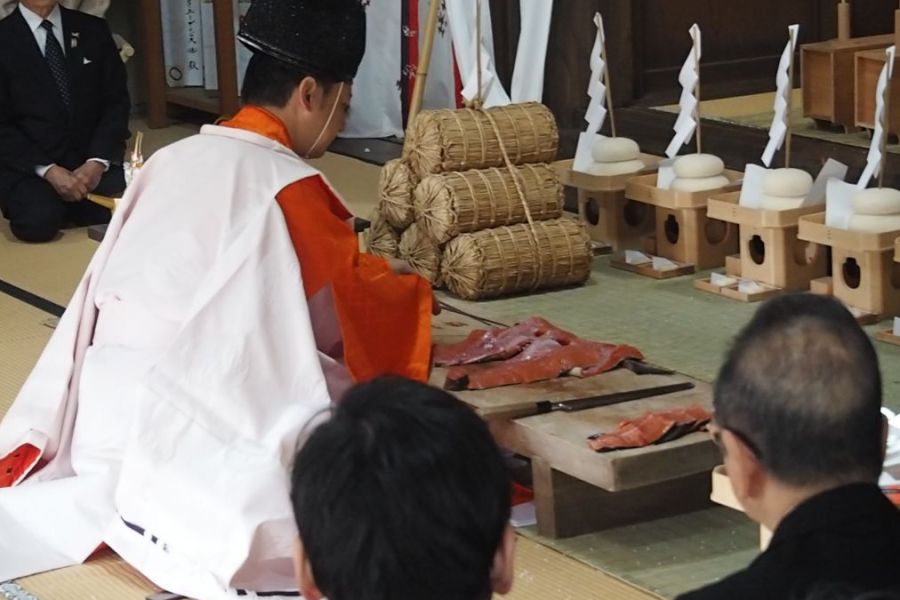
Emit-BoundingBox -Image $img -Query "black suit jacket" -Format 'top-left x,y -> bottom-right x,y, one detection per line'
0,5 -> 130,194
678,484 -> 900,600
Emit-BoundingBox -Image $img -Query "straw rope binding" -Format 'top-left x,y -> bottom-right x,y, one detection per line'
441,218 -> 592,300
407,102 -> 559,178
378,159 -> 418,229
415,163 -> 563,245
399,223 -> 443,287
365,209 -> 401,258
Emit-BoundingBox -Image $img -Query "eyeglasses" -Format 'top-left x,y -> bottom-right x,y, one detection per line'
708,420 -> 763,459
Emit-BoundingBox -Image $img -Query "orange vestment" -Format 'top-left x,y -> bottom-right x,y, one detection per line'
223,106 -> 433,383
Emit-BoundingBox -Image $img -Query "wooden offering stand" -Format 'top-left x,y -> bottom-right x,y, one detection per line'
695,193 -> 829,302
875,236 -> 900,346
431,311 -> 719,538
802,34 -> 894,131
855,49 -> 900,135
612,171 -> 743,279
798,213 -> 900,324
554,158 -> 661,254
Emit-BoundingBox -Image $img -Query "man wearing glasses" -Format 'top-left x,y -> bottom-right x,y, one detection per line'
679,294 -> 900,600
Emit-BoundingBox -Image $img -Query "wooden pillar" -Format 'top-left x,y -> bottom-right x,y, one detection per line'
139,0 -> 169,128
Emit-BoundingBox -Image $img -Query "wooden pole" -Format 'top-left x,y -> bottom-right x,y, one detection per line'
879,57 -> 892,188
600,29 -> 617,138
895,7 -> 900,54
837,0 -> 851,42
408,0 -> 442,127
694,35 -> 703,154
785,35 -> 796,168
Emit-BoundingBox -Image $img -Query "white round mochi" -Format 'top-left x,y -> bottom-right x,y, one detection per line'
851,187 -> 900,216
673,153 -> 725,179
847,214 -> 900,233
762,168 -> 814,198
760,194 -> 806,211
586,159 -> 646,176
671,175 -> 731,192
591,137 -> 641,163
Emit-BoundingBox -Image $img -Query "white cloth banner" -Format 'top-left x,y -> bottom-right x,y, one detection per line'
762,24 -> 800,167
344,0 -> 457,138
447,0 -> 510,107
511,0 -> 553,102
665,24 -> 702,159
859,45 -> 897,189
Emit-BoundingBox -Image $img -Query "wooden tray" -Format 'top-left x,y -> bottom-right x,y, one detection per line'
609,254 -> 695,278
798,212 -> 900,252
895,236 -> 900,262
707,192 -> 826,228
625,170 -> 743,210
694,276 -> 782,303
554,155 -> 663,193
855,48 -> 900,134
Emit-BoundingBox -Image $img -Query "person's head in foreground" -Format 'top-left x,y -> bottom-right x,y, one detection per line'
237,0 -> 364,159
290,377 -> 516,600
711,292 -> 885,528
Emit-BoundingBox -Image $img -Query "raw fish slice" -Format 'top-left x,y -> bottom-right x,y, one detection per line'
445,339 -> 643,390
587,405 -> 712,452
433,317 -> 576,366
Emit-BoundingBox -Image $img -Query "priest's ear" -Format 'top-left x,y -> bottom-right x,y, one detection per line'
293,538 -> 324,600
296,76 -> 330,112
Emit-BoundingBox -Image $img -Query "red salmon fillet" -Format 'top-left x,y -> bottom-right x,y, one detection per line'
587,404 -> 712,452
433,317 -> 577,367
445,338 -> 644,390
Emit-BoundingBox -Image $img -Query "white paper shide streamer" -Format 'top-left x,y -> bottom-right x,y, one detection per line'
859,45 -> 897,189
572,13 -> 609,173
762,25 -> 800,167
665,24 -> 702,159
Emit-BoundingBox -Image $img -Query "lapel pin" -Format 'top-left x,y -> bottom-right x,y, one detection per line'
71,32 -> 79,48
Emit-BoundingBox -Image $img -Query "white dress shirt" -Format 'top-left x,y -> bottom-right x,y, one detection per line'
20,3 -> 110,179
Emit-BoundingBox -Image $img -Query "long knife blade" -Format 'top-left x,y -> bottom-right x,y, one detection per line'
489,381 -> 695,421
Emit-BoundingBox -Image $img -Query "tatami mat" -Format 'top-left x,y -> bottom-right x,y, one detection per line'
0,295 -> 55,418
10,537 -> 657,600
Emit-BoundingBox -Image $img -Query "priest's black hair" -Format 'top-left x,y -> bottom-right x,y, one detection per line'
240,52 -> 336,108
714,293 -> 884,486
290,377 -> 512,600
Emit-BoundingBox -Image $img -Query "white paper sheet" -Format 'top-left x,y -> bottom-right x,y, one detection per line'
825,178 -> 858,229
625,250 -> 652,265
653,256 -> 679,271
511,501 -> 537,528
711,272 -> 738,287
880,407 -> 900,485
665,24 -> 702,158
739,164 -> 768,209
859,45 -> 897,189
762,25 -> 800,167
807,158 -> 849,205
656,158 -> 677,190
572,13 -> 610,174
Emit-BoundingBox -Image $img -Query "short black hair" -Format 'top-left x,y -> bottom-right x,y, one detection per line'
290,377 -> 512,600
241,52 -> 336,107
714,293 -> 883,486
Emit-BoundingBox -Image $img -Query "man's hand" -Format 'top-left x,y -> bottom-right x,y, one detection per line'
73,161 -> 105,193
45,166 -> 88,202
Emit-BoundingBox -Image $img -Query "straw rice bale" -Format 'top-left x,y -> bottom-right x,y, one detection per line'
441,218 -> 592,300
407,102 -> 558,178
378,159 -> 418,229
398,223 -> 442,286
365,210 -> 400,258
415,163 -> 563,245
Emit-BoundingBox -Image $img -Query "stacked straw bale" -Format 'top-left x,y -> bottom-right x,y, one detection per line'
367,103 -> 591,298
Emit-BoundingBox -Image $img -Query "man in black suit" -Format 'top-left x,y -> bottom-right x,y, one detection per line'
679,294 -> 900,600
0,0 -> 129,242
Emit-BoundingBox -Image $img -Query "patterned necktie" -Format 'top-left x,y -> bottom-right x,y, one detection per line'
40,20 -> 72,112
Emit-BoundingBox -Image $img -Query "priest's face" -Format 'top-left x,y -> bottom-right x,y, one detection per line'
288,78 -> 352,159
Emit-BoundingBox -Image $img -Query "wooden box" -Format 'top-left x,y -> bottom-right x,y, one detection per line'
555,158 -> 660,252
855,48 -> 900,134
798,213 -> 900,318
624,172 -> 743,270
706,193 -> 829,290
801,35 -> 893,129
